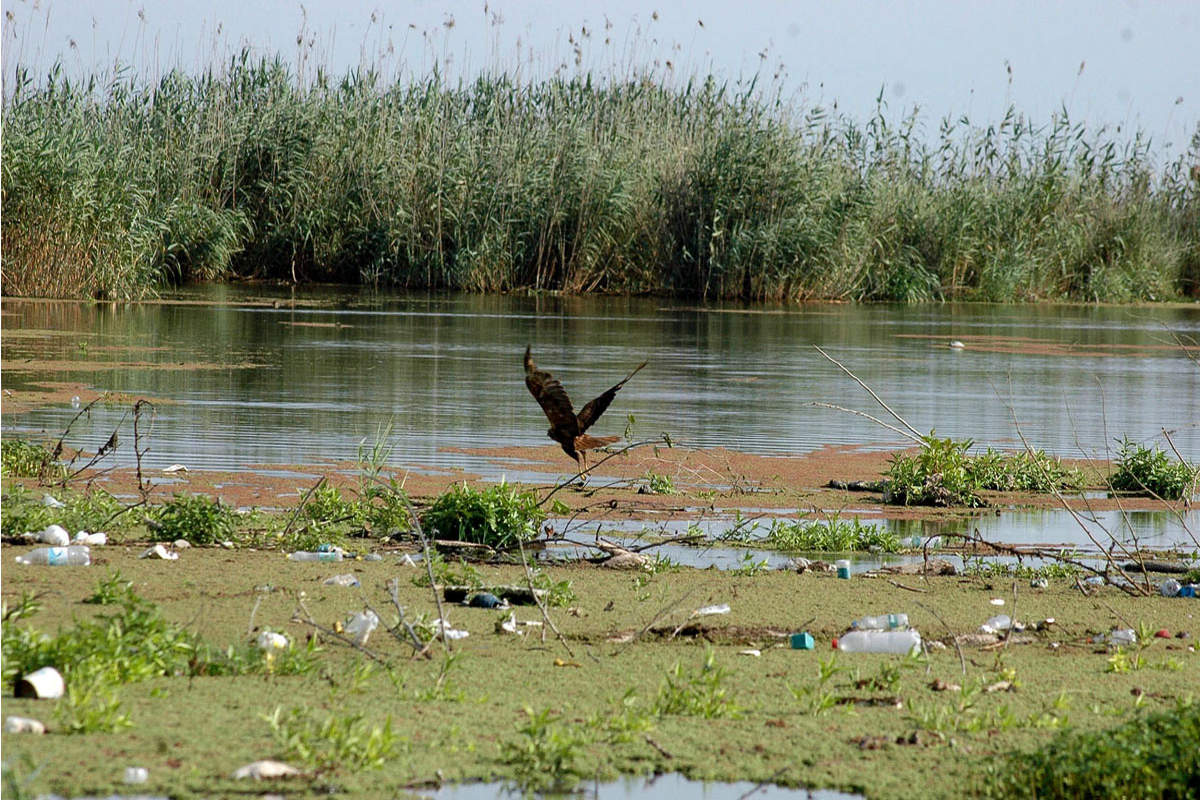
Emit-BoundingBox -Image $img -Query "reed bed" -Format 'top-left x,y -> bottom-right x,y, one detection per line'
3,54 -> 1197,301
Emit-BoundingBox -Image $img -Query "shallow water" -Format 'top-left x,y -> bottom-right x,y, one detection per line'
4,289 -> 1198,474
431,774 -> 859,799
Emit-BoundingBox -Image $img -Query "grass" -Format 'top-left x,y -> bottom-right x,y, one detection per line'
765,515 -> 902,553
2,48 -> 1197,301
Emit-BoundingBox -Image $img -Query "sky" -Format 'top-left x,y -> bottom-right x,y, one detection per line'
3,0 -> 1198,161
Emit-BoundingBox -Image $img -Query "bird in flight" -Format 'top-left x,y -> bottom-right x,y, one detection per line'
524,346 -> 646,471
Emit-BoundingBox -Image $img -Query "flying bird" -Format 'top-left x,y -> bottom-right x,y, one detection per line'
524,346 -> 646,470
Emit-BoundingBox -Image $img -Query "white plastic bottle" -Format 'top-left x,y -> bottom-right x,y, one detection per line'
836,630 -> 921,654
14,546 -> 91,566
850,613 -> 909,631
288,551 -> 343,562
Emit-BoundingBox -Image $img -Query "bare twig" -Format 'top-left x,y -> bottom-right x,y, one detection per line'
807,402 -> 922,445
516,537 -> 575,658
813,345 -> 926,442
282,476 -> 327,539
915,600 -> 966,676
537,437 -> 672,508
888,579 -> 928,593
292,594 -> 389,666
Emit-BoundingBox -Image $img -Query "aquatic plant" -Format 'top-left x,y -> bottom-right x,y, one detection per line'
652,648 -> 742,719
266,705 -> 396,772
499,707 -> 589,793
1109,438 -> 1198,501
766,515 -> 902,553
886,435 -> 1081,507
3,48 -> 1196,301
0,438 -> 63,481
982,699 -> 1200,799
0,484 -> 125,538
148,492 -> 237,544
420,481 -> 545,548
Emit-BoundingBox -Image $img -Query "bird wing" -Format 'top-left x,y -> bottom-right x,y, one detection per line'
577,361 -> 646,433
524,347 -> 580,437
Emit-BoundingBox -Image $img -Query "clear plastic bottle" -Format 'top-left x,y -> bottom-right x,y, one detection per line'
850,613 -> 909,631
981,614 -> 1013,633
836,630 -> 921,654
288,551 -> 343,562
1109,628 -> 1137,646
1159,579 -> 1181,597
345,611 -> 379,645
15,546 -> 91,566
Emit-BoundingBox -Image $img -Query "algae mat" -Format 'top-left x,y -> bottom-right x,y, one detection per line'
2,546 -> 1197,799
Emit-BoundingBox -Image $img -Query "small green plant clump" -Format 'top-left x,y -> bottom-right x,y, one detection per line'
266,706 -> 396,772
766,516 -> 901,553
420,481 -> 545,548
0,438 -> 64,480
983,699 -> 1200,799
1109,438 -> 1198,501
499,707 -> 588,793
652,649 -> 742,719
887,434 -> 1080,507
149,492 -> 237,544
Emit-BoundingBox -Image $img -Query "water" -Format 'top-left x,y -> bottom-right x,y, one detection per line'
5,289 -> 1197,473
431,774 -> 859,799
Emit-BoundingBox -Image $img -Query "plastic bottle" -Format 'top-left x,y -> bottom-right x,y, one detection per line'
288,551 -> 343,562
1109,628 -> 1137,646
836,630 -> 921,654
850,613 -> 909,631
344,611 -> 379,645
15,546 -> 91,566
981,614 -> 1013,633
1159,579 -> 1181,597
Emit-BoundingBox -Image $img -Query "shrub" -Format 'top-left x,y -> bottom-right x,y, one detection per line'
1109,438 -> 1197,500
150,492 -> 236,544
420,482 -> 545,548
983,700 -> 1200,799
886,434 -> 983,507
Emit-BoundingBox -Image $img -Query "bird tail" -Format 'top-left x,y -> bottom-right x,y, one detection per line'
574,434 -> 619,452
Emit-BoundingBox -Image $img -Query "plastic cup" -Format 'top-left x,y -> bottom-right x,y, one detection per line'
15,667 -> 65,699
835,559 -> 851,579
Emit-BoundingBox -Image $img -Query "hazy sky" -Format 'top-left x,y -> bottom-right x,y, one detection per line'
4,0 -> 1197,160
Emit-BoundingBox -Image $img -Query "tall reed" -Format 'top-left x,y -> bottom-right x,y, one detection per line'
3,54 -> 1197,301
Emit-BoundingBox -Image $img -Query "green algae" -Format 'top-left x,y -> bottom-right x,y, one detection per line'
2,547 -> 1197,799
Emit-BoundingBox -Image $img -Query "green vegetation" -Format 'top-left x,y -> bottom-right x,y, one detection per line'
766,516 -> 902,553
984,700 -> 1200,799
886,434 -> 1080,507
149,493 -> 237,545
0,484 -> 124,538
420,481 -> 546,548
265,706 -> 397,773
1109,438 -> 1198,501
3,546 -> 1199,799
0,438 -> 64,481
3,52 -> 1197,301
652,649 -> 742,719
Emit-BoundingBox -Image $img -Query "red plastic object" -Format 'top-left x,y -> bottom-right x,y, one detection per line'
1154,629 -> 1171,639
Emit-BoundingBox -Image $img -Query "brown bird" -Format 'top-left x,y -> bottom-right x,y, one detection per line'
524,345 -> 646,470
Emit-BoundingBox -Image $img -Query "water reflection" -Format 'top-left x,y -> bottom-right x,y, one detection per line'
4,291 -> 1197,477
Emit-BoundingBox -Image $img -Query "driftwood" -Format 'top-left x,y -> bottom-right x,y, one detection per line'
1121,561 -> 1192,575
